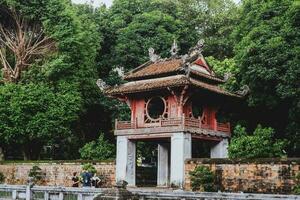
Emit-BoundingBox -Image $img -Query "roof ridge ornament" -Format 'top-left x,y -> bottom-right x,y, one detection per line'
148,47 -> 161,62
96,79 -> 109,91
223,72 -> 232,82
170,39 -> 179,57
112,66 -> 125,78
236,85 -> 250,96
188,39 -> 204,56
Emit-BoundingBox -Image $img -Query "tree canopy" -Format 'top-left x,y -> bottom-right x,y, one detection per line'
233,0 -> 300,155
0,0 -> 299,160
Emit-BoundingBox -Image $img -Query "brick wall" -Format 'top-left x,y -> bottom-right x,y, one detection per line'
0,161 -> 115,187
185,158 -> 300,194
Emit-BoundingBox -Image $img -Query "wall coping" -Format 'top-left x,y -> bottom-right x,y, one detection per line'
0,160 -> 115,165
185,158 -> 300,164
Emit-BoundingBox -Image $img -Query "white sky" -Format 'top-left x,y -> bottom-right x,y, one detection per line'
72,0 -> 240,8
72,0 -> 113,7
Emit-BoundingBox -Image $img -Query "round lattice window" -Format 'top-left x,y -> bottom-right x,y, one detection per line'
146,97 -> 166,121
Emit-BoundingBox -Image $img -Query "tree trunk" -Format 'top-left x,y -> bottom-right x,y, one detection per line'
22,148 -> 30,161
0,147 -> 4,161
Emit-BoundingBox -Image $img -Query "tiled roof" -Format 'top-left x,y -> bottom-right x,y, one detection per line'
190,69 -> 225,83
105,75 -> 188,95
124,59 -> 183,80
104,75 -> 241,98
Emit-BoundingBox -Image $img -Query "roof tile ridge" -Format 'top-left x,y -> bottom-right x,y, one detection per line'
124,60 -> 153,77
190,69 -> 225,82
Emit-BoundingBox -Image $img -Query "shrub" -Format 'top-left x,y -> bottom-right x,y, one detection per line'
28,165 -> 45,184
0,172 -> 5,183
228,124 -> 286,159
293,172 -> 300,194
79,134 -> 115,160
189,166 -> 216,192
82,163 -> 97,175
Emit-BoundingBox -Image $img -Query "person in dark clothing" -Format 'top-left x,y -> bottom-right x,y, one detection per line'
81,170 -> 92,187
71,172 -> 80,187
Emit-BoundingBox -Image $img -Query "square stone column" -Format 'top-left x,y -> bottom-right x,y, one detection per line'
116,136 -> 136,186
170,132 -> 191,188
157,143 -> 169,187
210,138 -> 229,158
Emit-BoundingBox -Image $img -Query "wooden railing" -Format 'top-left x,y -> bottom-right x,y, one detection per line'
161,117 -> 182,127
115,115 -> 230,134
216,122 -> 231,133
115,119 -> 136,130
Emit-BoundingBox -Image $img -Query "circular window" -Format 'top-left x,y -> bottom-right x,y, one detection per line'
192,102 -> 203,118
146,97 -> 166,120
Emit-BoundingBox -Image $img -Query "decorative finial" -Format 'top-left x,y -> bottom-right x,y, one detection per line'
148,48 -> 161,62
112,66 -> 125,78
223,72 -> 232,82
170,39 -> 178,57
188,39 -> 205,55
197,39 -> 204,51
184,62 -> 191,77
96,79 -> 109,91
236,85 -> 250,96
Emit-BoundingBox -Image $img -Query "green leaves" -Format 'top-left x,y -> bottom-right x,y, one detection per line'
189,166 -> 216,192
0,83 -> 81,158
228,124 -> 286,159
79,134 -> 116,160
234,0 -> 300,155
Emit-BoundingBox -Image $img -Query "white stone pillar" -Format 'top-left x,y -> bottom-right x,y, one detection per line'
116,136 -> 136,186
210,139 -> 229,158
157,143 -> 169,187
170,132 -> 191,188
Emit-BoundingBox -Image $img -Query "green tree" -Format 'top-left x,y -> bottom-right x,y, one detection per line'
79,134 -> 116,160
0,0 -> 102,159
82,163 -> 97,174
228,124 -> 286,159
206,56 -> 239,91
233,0 -> 300,155
0,83 -> 81,160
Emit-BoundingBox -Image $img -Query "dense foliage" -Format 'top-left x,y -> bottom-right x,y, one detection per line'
79,134 -> 115,160
189,166 -> 216,192
0,0 -> 298,160
233,0 -> 300,155
82,163 -> 97,174
0,0 -> 101,159
228,125 -> 286,159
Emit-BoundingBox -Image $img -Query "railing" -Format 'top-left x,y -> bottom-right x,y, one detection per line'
115,119 -> 136,130
115,115 -> 230,134
0,184 -> 103,200
1,184 -> 298,200
217,122 -> 231,133
161,117 -> 182,127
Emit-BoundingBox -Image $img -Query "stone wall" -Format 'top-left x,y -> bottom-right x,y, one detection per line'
185,158 -> 300,194
0,161 -> 115,187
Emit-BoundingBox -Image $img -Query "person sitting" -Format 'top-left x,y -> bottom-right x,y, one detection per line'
71,172 -> 80,187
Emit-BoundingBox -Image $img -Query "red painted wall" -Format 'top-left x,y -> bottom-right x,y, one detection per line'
129,95 -> 218,128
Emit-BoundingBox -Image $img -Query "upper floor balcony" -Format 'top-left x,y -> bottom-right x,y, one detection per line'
114,115 -> 230,140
